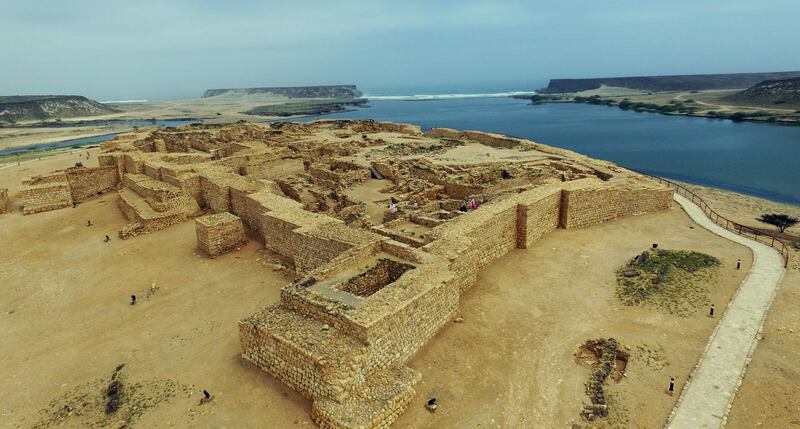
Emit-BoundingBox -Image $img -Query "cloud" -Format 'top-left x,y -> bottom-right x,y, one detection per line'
1,0 -> 798,99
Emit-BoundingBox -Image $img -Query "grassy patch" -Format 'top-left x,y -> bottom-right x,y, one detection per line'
616,249 -> 720,316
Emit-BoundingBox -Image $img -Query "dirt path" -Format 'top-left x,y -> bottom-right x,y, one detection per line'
667,194 -> 786,429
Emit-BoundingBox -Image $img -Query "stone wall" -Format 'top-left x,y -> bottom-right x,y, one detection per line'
516,190 -> 562,249
561,186 -> 674,229
20,173 -> 72,215
195,212 -> 247,257
337,259 -> 415,298
65,166 -> 120,202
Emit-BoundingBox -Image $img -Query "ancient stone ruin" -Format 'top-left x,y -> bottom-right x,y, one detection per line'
195,212 -> 247,257
0,187 -> 8,213
17,119 -> 673,428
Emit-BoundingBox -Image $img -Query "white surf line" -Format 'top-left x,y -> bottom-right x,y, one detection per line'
364,91 -> 534,100
666,194 -> 786,429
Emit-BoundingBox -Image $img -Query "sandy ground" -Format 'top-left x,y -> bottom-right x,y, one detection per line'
0,127 -> 130,152
7,153 -> 800,428
0,199 -> 316,428
0,94 -> 299,151
395,205 -> 750,428
726,269 -> 800,428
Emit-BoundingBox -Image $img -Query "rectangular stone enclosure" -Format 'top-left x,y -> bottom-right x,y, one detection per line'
195,212 -> 247,258
336,258 -> 415,297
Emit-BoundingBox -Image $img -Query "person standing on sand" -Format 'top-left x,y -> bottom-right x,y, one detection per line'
469,198 -> 477,210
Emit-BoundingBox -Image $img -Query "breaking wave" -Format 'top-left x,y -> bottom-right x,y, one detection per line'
364,91 -> 534,101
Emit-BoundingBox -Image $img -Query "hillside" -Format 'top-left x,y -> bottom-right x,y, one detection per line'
722,77 -> 800,108
540,71 -> 800,93
202,85 -> 362,99
0,96 -> 118,123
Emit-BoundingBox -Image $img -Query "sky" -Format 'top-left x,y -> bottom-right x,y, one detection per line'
2,0 -> 799,100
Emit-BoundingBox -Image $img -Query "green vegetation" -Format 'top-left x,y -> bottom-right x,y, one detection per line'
574,95 -> 698,115
242,98 -> 367,117
756,213 -> 799,233
616,249 -> 720,316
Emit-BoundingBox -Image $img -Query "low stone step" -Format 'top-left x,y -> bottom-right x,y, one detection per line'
311,366 -> 421,429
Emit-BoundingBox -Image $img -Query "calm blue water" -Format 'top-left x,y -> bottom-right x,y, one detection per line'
301,97 -> 800,205
0,119 -> 200,156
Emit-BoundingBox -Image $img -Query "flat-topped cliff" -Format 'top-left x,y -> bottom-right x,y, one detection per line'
0,95 -> 118,123
202,85 -> 362,99
540,71 -> 800,93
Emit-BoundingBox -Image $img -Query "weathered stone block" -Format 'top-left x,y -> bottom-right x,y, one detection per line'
196,212 -> 247,257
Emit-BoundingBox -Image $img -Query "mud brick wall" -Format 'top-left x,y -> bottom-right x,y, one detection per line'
561,187 -> 673,229
195,212 -> 247,257
65,166 -> 120,202
21,182 -> 73,214
516,190 -> 561,249
0,188 -> 8,213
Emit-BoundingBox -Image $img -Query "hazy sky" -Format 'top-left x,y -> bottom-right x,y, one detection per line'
3,0 -> 799,100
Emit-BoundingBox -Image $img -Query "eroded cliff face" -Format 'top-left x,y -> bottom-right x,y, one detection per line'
540,71 -> 800,93
202,85 -> 362,99
0,95 -> 118,122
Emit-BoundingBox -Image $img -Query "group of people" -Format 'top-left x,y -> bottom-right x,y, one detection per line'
459,198 -> 478,212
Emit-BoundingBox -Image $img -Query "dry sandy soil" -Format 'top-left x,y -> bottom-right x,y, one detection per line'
726,267 -> 800,428
1,150 -> 761,427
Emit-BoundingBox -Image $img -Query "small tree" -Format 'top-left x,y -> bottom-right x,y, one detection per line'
757,213 -> 799,233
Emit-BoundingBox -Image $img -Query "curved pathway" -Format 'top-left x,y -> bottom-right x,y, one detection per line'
667,194 -> 785,428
